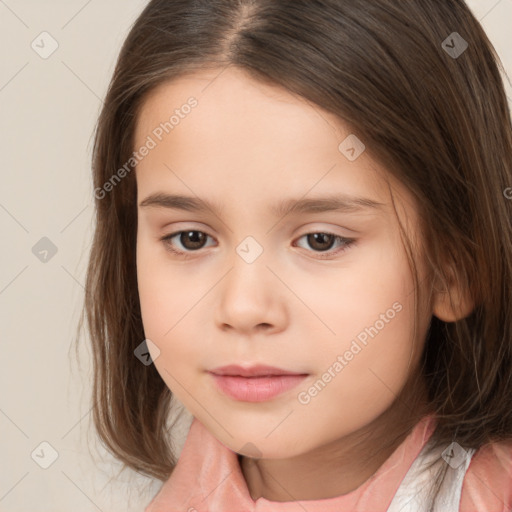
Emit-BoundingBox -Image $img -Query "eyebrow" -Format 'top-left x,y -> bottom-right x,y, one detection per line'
138,192 -> 386,217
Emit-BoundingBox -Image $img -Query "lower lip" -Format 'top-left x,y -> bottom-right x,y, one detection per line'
209,373 -> 308,402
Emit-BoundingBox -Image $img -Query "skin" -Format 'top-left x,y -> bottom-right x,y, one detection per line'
134,66 -> 467,501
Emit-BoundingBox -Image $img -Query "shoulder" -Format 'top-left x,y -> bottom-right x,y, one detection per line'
145,417 -> 250,512
459,438 -> 512,512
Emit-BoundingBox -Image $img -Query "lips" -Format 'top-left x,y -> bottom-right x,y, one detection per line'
209,364 -> 307,377
208,364 -> 309,402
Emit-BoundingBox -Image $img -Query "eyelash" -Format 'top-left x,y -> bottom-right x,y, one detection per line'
159,230 -> 356,260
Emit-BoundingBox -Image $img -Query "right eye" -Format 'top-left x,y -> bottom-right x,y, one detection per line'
160,230 -> 216,258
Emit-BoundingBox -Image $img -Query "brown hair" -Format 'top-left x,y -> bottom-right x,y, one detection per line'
75,0 -> 512,506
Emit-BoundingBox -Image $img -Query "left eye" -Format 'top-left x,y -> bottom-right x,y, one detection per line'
294,232 -> 355,258
160,230 -> 356,259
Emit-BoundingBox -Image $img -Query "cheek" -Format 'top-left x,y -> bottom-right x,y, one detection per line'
137,268 -> 205,404
302,234 -> 415,351
305,304 -> 418,441
136,241 -> 199,371
301,237 -> 419,409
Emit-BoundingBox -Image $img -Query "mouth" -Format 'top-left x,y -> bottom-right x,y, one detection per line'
208,364 -> 309,402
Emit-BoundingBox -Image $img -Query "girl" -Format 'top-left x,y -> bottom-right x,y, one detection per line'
77,0 -> 512,510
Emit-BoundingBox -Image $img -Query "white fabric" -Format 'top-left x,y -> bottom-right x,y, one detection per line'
387,439 -> 476,512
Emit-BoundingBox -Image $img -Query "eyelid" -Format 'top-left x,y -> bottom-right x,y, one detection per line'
159,221 -> 356,237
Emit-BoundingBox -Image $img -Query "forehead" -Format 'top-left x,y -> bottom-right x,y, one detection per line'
133,67 -> 415,224
134,66 -> 347,153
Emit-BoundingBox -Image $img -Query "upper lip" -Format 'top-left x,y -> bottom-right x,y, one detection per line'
209,364 -> 308,377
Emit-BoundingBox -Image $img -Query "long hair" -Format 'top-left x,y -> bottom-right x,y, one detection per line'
75,0 -> 512,507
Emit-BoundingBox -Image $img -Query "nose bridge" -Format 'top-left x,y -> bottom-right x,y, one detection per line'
235,233 -> 266,266
215,235 -> 283,332
225,235 -> 269,302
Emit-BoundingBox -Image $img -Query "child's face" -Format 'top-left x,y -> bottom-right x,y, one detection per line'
135,66 -> 432,459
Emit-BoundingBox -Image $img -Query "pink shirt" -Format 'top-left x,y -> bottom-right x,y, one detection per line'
145,415 -> 512,511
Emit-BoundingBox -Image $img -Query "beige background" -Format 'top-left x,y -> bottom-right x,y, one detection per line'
1,1 -> 511,510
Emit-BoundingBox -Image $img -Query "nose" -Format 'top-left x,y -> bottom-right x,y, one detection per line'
214,256 -> 286,336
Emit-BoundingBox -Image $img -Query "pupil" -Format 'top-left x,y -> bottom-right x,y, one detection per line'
309,233 -> 334,251
183,231 -> 205,249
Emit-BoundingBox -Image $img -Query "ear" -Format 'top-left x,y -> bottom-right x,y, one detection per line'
432,263 -> 475,322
